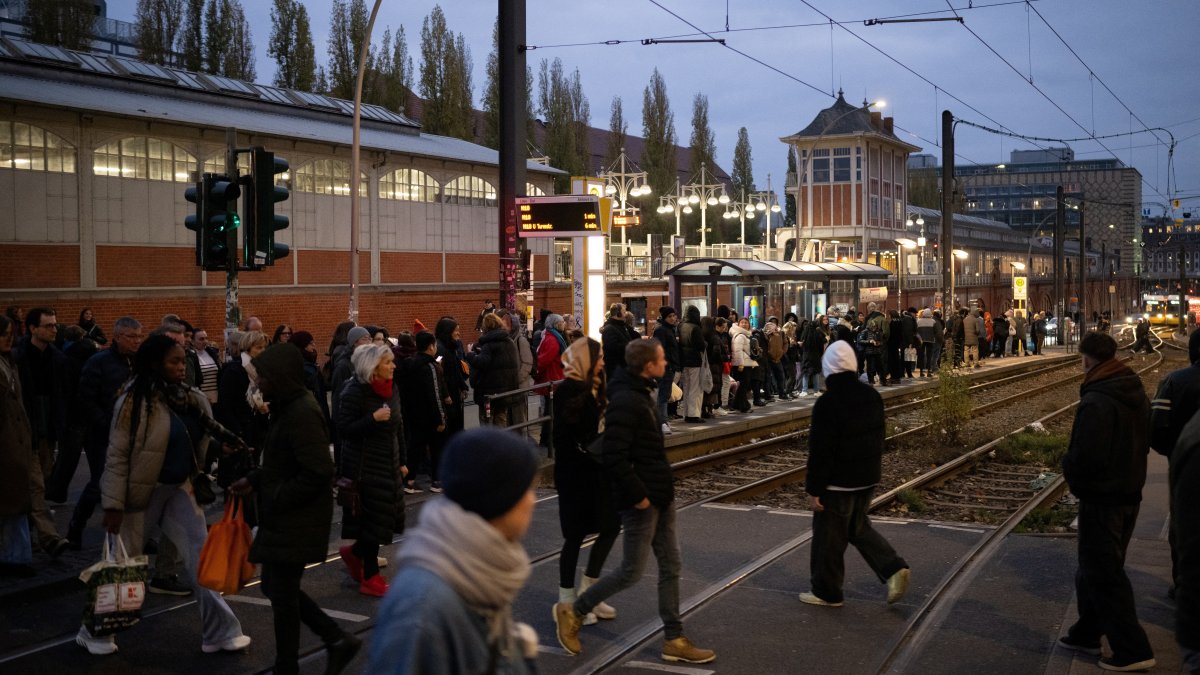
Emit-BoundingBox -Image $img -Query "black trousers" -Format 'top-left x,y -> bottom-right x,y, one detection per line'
1066,502 -> 1154,663
731,367 -> 752,411
810,489 -> 907,604
260,561 -> 344,675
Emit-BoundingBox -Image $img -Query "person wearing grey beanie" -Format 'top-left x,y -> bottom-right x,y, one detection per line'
368,428 -> 540,674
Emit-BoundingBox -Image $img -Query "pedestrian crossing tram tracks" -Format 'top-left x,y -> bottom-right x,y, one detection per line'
669,350 -> 1116,506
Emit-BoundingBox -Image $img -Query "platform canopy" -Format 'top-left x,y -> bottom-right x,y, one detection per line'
663,258 -> 892,313
665,257 -> 891,282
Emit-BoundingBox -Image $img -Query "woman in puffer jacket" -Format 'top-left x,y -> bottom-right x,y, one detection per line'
336,343 -> 406,598
729,318 -> 755,413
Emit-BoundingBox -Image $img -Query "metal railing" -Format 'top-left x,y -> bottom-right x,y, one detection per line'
481,379 -> 565,457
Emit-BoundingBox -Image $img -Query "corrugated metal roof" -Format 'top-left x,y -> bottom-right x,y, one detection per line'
0,71 -> 563,174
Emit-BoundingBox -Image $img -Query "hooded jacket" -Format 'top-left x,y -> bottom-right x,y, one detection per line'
247,344 -> 334,564
467,328 -> 520,405
806,341 -> 885,496
653,316 -> 680,370
679,306 -> 705,368
435,318 -> 469,404
600,316 -> 632,377
1169,404 -> 1200,651
963,310 -> 982,343
730,323 -> 755,368
1150,333 -> 1200,457
1063,358 -> 1150,505
916,309 -> 938,344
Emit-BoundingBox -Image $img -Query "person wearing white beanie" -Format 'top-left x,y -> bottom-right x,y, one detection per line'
800,339 -> 911,608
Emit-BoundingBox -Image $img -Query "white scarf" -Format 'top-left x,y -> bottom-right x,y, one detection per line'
398,497 -> 534,659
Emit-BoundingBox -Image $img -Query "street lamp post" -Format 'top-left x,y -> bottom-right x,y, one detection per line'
905,212 -> 926,272
599,147 -> 651,253
794,98 -> 884,262
655,179 -> 686,239
952,248 -> 969,309
722,188 -> 755,253
896,238 -> 917,310
684,162 -> 728,256
751,174 -> 783,259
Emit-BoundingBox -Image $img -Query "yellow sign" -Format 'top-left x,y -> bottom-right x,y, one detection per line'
613,213 -> 641,227
1013,276 -> 1027,300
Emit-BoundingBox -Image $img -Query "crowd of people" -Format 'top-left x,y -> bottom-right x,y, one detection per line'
5,296 -> 1192,674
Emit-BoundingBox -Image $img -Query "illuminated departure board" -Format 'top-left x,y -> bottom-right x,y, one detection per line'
515,196 -> 606,237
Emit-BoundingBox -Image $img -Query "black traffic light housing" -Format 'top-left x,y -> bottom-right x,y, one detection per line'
245,148 -> 290,268
185,173 -> 240,270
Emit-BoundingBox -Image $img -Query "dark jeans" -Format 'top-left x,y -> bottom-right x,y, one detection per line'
260,562 -> 343,675
70,441 -> 108,532
810,489 -> 907,604
920,342 -> 942,374
731,366 -> 752,411
864,352 -> 886,384
656,365 -> 676,421
767,360 -> 786,397
409,424 -> 445,483
575,503 -> 683,639
1066,501 -> 1154,663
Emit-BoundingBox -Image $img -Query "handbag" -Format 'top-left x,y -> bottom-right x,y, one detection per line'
197,496 -> 256,595
191,472 -> 216,506
903,346 -> 918,362
335,476 -> 362,518
80,534 -> 148,636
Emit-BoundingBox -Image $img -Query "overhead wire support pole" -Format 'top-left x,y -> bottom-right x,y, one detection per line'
941,111 -> 955,313
348,0 -> 383,323
499,0 -> 527,311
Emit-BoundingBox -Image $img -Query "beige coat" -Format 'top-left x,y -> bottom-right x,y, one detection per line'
101,384 -> 212,512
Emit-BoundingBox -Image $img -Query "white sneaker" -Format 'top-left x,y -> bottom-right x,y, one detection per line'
712,407 -> 728,416
202,634 -> 252,653
661,423 -> 672,435
76,626 -> 117,655
377,556 -> 388,568
797,391 -> 809,397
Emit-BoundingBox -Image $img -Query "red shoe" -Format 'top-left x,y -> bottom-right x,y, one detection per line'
359,574 -> 389,597
339,545 -> 363,583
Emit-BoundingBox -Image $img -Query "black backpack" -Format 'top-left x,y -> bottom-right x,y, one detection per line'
749,331 -> 765,360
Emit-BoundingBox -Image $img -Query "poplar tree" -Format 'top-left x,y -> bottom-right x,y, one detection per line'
224,1 -> 255,81
419,6 -> 473,140
24,0 -> 94,50
327,0 -> 369,100
538,58 -> 590,192
202,0 -> 227,75
134,0 -> 183,66
179,0 -> 204,71
688,93 -> 716,180
482,20 -> 536,150
268,0 -> 316,90
731,127 -> 757,244
604,96 -> 627,168
641,68 -> 677,236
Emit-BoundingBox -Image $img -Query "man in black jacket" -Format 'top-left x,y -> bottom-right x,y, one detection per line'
802,340 -> 909,607
1058,332 -> 1155,671
1150,330 -> 1200,598
231,344 -> 360,675
400,332 -> 448,493
1168,406 -> 1200,673
554,338 -> 715,665
652,307 -> 681,430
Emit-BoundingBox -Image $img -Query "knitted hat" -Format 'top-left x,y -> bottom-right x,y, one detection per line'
439,428 -> 540,520
347,326 -> 370,345
413,318 -> 427,333
659,306 -> 677,321
822,340 -> 858,379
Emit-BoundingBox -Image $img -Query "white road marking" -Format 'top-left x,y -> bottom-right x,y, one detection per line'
767,510 -> 812,517
928,524 -> 987,534
700,503 -> 753,511
223,594 -> 369,622
626,661 -> 716,674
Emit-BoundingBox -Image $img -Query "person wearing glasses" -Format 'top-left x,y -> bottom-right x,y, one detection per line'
272,324 -> 293,345
13,307 -> 71,558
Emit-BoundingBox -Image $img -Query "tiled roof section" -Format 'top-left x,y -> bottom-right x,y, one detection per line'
790,92 -> 893,140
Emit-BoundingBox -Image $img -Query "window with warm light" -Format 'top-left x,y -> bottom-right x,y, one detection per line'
441,176 -> 497,206
0,122 -> 75,173
95,137 -> 194,182
380,168 -> 438,202
292,159 -> 367,196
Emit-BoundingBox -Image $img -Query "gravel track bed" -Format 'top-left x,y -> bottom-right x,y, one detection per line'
730,347 -> 1185,514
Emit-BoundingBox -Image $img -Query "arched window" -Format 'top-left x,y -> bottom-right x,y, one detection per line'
94,137 -> 195,181
525,182 -> 546,196
202,154 -> 251,175
0,122 -> 75,172
380,168 -> 439,202
441,176 -> 497,206
292,159 -> 367,196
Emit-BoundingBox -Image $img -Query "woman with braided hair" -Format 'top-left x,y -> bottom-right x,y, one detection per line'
79,334 -> 251,656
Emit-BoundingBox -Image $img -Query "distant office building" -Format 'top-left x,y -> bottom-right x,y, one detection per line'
907,154 -> 937,170
1010,147 -> 1074,164
946,156 -> 1142,275
1142,216 -> 1200,290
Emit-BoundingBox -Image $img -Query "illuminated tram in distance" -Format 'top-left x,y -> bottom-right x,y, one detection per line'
1141,293 -> 1200,326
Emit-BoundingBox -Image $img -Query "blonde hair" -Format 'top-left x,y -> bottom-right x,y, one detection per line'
482,312 -> 506,332
239,330 -> 268,353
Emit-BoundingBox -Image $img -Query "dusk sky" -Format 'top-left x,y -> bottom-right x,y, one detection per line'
105,1 -> 1200,212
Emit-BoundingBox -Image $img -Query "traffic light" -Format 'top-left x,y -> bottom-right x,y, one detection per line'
246,148 -> 290,267
185,173 -> 240,270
